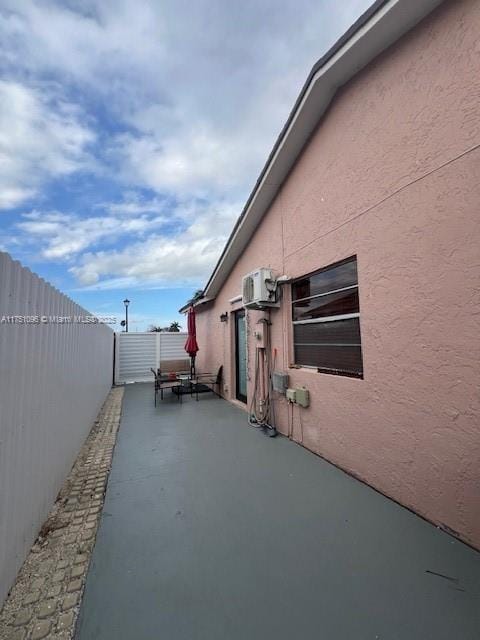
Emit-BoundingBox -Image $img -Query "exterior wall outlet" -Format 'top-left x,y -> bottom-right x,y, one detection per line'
286,388 -> 297,403
295,387 -> 310,408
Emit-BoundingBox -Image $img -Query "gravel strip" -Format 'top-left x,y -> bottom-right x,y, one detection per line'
0,386 -> 124,640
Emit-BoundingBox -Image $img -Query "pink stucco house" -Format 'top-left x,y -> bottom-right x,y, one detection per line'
181,0 -> 480,549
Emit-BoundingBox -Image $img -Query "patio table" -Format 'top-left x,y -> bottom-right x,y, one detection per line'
151,368 -> 183,406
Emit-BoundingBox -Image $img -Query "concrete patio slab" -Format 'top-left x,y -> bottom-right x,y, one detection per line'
75,383 -> 480,639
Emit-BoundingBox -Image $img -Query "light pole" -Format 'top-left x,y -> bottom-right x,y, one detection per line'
123,298 -> 130,332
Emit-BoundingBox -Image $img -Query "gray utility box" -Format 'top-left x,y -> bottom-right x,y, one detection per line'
295,387 -> 310,408
272,371 -> 289,394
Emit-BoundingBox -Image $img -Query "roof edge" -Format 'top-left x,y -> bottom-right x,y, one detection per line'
178,296 -> 213,314
181,0 -> 445,311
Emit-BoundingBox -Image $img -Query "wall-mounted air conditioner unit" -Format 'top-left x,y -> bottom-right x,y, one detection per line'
242,268 -> 278,309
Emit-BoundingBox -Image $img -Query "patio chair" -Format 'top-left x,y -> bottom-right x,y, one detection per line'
194,365 -> 223,400
150,368 -> 182,406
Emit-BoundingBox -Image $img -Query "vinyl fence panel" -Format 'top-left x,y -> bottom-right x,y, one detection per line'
115,332 -> 189,383
0,252 -> 113,606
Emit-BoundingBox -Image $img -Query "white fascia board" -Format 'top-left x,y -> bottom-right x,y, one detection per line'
195,296 -> 213,307
178,296 -> 213,314
204,0 -> 445,299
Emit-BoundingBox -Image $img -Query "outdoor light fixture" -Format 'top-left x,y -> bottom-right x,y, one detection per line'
220,313 -> 228,323
123,298 -> 130,333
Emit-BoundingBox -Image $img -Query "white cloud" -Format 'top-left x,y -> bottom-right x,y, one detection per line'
1,0 -> 373,201
0,1 -> 162,91
0,0 -> 373,287
70,199 -> 240,288
18,207 -> 168,259
96,192 -> 168,216
111,118 -> 273,198
0,80 -> 95,209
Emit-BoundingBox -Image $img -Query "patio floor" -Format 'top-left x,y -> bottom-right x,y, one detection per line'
75,383 -> 480,639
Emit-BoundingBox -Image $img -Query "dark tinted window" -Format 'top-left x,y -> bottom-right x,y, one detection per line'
291,257 -> 363,377
292,288 -> 359,321
292,258 -> 358,301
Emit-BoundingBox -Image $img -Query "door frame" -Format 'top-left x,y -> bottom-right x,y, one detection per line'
234,309 -> 247,403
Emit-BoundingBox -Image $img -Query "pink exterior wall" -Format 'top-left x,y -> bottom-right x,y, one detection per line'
193,0 -> 480,548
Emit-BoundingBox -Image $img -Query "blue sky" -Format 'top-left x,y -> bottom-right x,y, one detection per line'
0,0 -> 371,331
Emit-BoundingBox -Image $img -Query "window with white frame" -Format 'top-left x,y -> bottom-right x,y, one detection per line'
291,256 -> 363,377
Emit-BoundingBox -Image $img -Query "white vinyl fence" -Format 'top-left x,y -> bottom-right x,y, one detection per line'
115,331 -> 189,383
0,252 -> 113,606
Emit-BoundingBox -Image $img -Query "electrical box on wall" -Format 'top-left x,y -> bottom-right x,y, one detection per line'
272,371 -> 289,394
295,387 -> 310,408
286,388 -> 296,403
286,386 -> 310,407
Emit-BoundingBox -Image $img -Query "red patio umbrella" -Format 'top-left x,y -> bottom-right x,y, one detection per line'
184,306 -> 199,378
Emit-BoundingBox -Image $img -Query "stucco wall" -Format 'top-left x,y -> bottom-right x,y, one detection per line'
193,0 -> 480,548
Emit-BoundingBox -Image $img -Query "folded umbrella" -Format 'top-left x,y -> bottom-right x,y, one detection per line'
184,306 -> 199,379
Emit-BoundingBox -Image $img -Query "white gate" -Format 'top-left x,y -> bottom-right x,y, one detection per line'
115,332 -> 189,383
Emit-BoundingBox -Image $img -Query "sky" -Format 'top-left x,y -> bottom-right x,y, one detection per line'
0,0 -> 372,331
